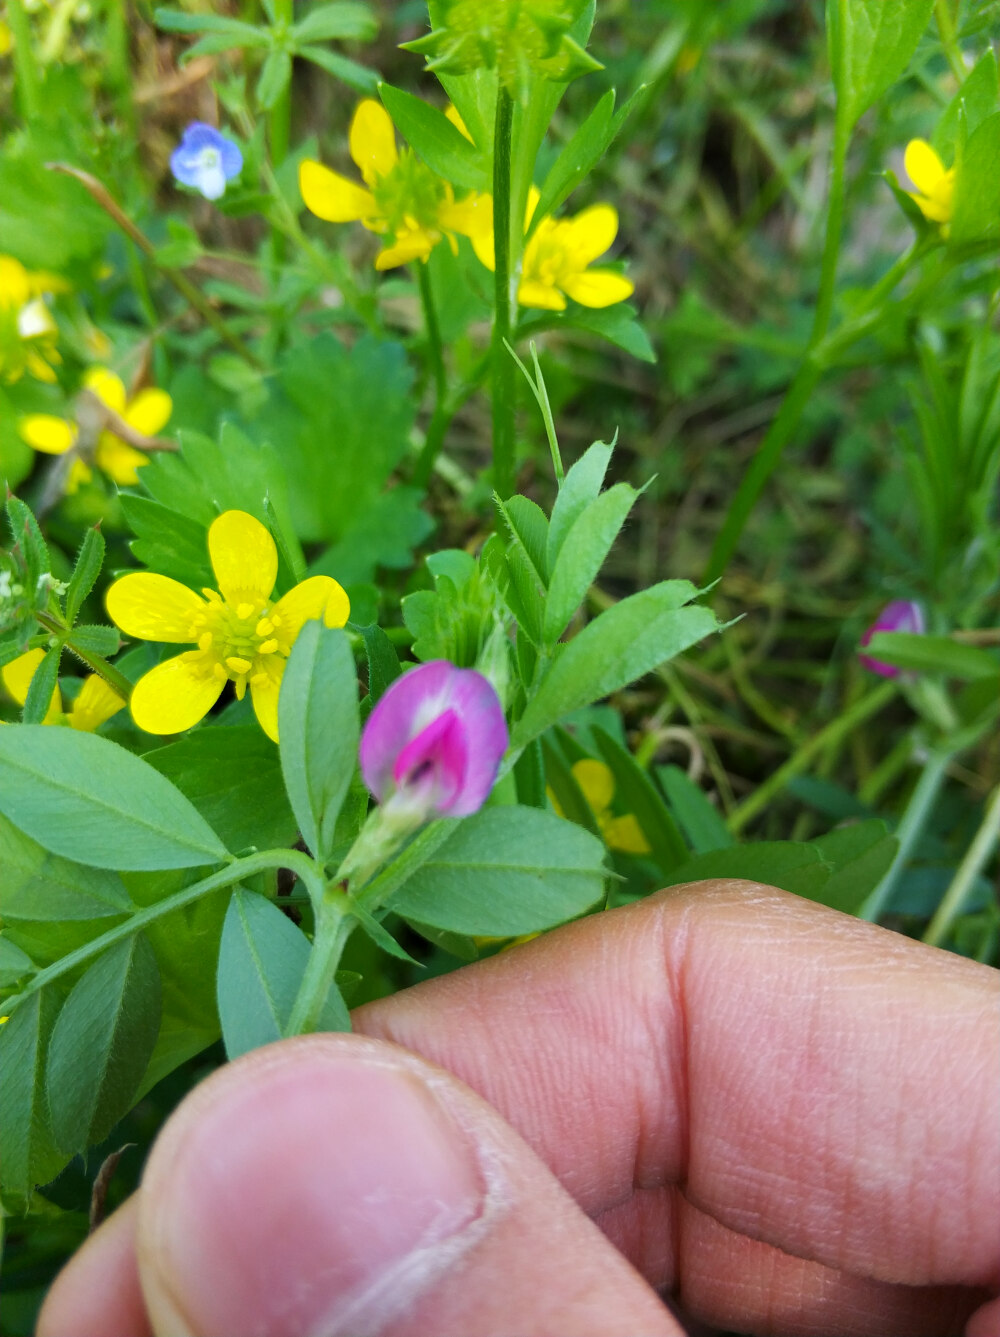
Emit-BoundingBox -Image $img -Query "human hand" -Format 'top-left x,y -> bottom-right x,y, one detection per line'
38,880 -> 1000,1337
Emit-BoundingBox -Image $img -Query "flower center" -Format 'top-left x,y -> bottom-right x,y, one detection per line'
371,150 -> 447,237
199,147 -> 221,172
524,222 -> 574,289
188,592 -> 291,699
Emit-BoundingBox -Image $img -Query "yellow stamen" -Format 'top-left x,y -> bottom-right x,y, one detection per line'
258,638 -> 278,656
226,656 -> 253,674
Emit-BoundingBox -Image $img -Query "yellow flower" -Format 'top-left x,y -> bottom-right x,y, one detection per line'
549,758 -> 650,853
0,254 -> 66,385
19,366 -> 172,491
473,188 -> 635,311
2,647 -> 125,731
0,20 -> 12,56
299,99 -> 490,270
903,139 -> 955,228
106,510 -> 350,742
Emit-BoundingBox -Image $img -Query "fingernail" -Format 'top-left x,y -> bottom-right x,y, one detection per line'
140,1042 -> 488,1337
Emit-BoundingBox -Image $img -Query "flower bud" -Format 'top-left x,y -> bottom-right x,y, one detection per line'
858,600 -> 925,678
359,661 -> 508,819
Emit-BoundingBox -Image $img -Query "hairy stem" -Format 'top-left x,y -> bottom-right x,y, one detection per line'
412,262 -> 450,487
491,86 -> 516,500
284,889 -> 354,1036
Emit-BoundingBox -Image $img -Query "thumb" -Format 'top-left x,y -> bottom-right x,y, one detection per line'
134,1034 -> 680,1337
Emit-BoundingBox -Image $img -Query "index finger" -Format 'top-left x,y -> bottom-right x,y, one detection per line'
355,880 -> 1000,1293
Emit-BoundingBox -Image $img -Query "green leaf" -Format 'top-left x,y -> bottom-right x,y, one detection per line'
216,890 -> 348,1059
951,111 -> 1000,244
557,305 -> 655,362
547,439 -> 614,569
498,495 -> 549,646
257,49 -> 293,110
543,483 -> 638,644
531,87 -> 641,229
154,8 -> 264,38
864,632 -> 1000,680
292,1 -> 377,43
22,646 -> 60,725
0,726 -> 230,870
279,624 -> 359,863
65,526 -> 105,625
0,814 -> 133,920
298,44 -> 380,92
358,624 -> 401,703
46,933 -> 162,1154
827,0 -> 935,128
934,48 -> 999,157
657,765 -> 734,854
181,29 -> 270,58
379,84 -> 487,190
6,492 -> 50,588
592,729 -> 688,873
809,821 -> 898,914
66,624 -> 121,657
513,583 -> 718,748
145,726 -> 297,853
657,842 -> 829,897
541,736 -> 601,835
388,805 -> 606,936
350,902 -> 422,966
0,989 -> 65,1203
0,936 -> 35,987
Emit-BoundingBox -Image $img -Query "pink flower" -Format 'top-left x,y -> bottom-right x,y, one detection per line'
859,600 -> 926,678
359,661 -> 508,818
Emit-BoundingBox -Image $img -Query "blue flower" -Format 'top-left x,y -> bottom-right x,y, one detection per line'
170,123 -> 243,201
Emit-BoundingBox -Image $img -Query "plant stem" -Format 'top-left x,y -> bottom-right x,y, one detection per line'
704,106 -> 852,588
46,164 -> 263,370
6,0 -> 41,121
727,680 -> 896,835
284,888 -> 353,1035
491,85 -> 516,500
858,748 -> 952,922
934,0 -> 967,84
412,262 -> 450,487
5,849 -> 325,1018
924,784 -> 1000,947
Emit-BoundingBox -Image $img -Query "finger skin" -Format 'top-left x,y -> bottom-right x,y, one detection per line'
36,1194 -> 151,1337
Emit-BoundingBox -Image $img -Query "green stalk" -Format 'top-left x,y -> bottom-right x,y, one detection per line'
4,849 -> 326,1018
491,86 -> 516,500
727,680 -> 896,835
858,748 -> 952,922
284,889 -> 353,1035
6,0 -> 41,121
412,262 -> 450,488
704,107 -> 851,588
934,0 -> 967,84
924,784 -> 1000,948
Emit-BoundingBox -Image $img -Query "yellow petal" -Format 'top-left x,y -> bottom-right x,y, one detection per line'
566,203 -> 619,265
903,139 -> 946,196
603,813 -> 651,855
350,99 -> 398,187
445,104 -> 474,143
129,651 -> 224,735
517,279 -> 566,310
125,387 -> 172,437
572,758 -> 615,812
0,255 -> 30,306
1,649 -> 61,721
525,185 -> 543,232
250,655 -> 284,742
299,160 -> 375,222
375,231 -> 436,269
272,575 -> 350,643
82,366 -> 128,414
18,414 -> 78,455
68,675 -> 126,731
95,433 -> 148,486
439,192 -> 492,240
25,351 -> 58,383
207,510 -> 278,608
561,268 -> 635,308
907,189 -> 951,223
471,228 -> 495,271
106,572 -> 205,642
65,457 -> 93,494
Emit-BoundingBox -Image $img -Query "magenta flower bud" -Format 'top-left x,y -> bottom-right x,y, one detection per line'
859,600 -> 926,677
360,660 -> 508,818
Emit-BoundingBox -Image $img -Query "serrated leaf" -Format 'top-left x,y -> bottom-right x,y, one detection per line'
216,890 -> 348,1059
934,48 -> 999,157
292,1 -> 377,42
0,726 -> 230,870
0,814 -> 133,920
950,111 -> 1000,245
513,583 -> 718,749
388,805 -> 605,936
378,84 -> 487,190
279,624 -> 359,863
67,624 -> 121,657
498,495 -> 549,646
65,527 -> 105,625
827,0 -> 935,128
531,86 -> 641,228
543,482 -> 637,644
46,934 -> 161,1154
358,624 -> 400,703
0,989 -> 65,1202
